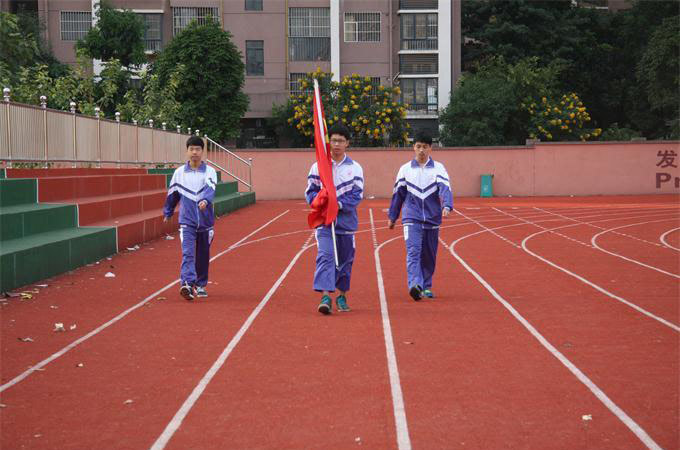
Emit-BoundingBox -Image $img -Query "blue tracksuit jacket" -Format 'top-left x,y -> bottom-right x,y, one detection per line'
163,162 -> 217,231
388,157 -> 453,228
305,155 -> 364,234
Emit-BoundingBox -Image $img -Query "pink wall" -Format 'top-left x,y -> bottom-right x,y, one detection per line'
234,141 -> 680,200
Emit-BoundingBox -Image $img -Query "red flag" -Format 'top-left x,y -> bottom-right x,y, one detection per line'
307,79 -> 338,228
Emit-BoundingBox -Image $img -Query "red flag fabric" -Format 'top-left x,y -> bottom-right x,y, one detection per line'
307,79 -> 338,228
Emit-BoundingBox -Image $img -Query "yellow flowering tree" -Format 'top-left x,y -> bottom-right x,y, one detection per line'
523,93 -> 601,142
283,68 -> 410,147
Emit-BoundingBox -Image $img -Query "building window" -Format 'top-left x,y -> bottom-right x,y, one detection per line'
289,7 -> 330,61
172,7 -> 219,36
137,13 -> 162,52
399,0 -> 438,9
60,11 -> 91,41
246,40 -> 264,76
400,13 -> 437,50
399,54 -> 438,74
289,73 -> 309,96
401,78 -> 438,113
245,0 -> 263,11
368,77 -> 382,98
344,12 -> 380,42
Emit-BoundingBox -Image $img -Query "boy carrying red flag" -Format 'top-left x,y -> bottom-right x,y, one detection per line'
305,79 -> 364,315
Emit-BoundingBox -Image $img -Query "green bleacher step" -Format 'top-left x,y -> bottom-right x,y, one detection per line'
0,203 -> 77,241
0,226 -> 116,292
0,179 -> 37,207
214,191 -> 256,216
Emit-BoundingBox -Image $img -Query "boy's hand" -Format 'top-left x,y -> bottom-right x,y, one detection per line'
311,188 -> 328,209
198,200 -> 208,210
442,207 -> 451,217
163,215 -> 169,223
388,220 -> 395,229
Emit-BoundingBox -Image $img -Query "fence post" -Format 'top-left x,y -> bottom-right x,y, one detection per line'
40,95 -> 48,168
4,88 -> 12,168
132,118 -> 138,169
149,119 -> 154,166
70,101 -> 76,167
248,158 -> 253,192
94,106 -> 101,168
162,122 -> 167,164
115,112 -> 120,168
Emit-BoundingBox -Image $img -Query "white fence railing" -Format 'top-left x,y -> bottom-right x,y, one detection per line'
0,94 -> 252,190
206,137 -> 252,191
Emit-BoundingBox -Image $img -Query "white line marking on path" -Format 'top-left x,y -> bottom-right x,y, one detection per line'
369,209 -> 412,450
0,210 -> 290,394
499,208 -> 680,278
452,211 -> 680,332
150,232 -> 315,450
660,227 -> 680,251
591,220 -> 680,278
534,207 -> 678,248
441,234 -> 663,450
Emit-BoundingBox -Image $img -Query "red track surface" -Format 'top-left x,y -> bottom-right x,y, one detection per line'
1,195 -> 678,449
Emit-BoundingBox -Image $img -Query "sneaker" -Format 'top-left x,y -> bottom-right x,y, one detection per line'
318,295 -> 332,315
196,286 -> 208,298
336,295 -> 351,312
180,282 -> 195,301
422,289 -> 434,299
409,285 -> 423,301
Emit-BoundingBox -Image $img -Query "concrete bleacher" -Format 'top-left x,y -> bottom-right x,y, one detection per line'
0,167 -> 255,292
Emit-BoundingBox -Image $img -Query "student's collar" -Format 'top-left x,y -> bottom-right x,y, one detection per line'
332,154 -> 351,166
186,161 -> 206,172
411,157 -> 434,168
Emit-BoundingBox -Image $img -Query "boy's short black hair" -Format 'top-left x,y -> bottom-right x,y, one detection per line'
328,123 -> 351,141
186,135 -> 205,149
414,131 -> 433,146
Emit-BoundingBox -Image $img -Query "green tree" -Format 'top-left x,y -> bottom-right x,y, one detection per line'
76,0 -> 146,67
150,20 -> 248,141
273,69 -> 409,147
0,12 -> 68,84
440,57 -> 600,145
636,16 -> 680,138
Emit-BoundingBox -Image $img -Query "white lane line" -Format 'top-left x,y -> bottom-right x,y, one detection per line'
150,232 -> 316,450
497,209 -> 680,276
452,211 -> 680,332
660,227 -> 680,251
534,207 -> 679,248
0,210 -> 290,394
369,209 -> 412,450
591,220 -> 680,278
441,234 -> 663,450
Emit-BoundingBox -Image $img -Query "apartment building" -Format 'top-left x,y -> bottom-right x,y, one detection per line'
3,0 -> 463,144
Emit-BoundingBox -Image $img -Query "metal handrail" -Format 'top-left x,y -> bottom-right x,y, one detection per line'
205,136 -> 253,191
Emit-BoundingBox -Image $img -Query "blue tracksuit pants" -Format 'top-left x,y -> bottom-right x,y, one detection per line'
313,226 -> 355,292
404,222 -> 439,290
179,225 -> 214,287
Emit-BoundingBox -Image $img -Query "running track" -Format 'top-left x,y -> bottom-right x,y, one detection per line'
1,195 -> 678,449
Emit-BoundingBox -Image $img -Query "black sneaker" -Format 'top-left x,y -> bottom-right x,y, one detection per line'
409,285 -> 423,301
180,282 -> 195,301
195,286 -> 208,298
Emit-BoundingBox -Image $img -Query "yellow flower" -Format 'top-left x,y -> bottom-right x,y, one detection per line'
385,118 -> 390,123
352,104 -> 358,109
376,119 -> 382,124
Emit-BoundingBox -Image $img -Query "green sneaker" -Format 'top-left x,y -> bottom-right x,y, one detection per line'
336,295 -> 351,312
318,295 -> 332,315
422,289 -> 434,299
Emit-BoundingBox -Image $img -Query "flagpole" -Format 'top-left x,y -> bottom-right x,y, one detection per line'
331,221 -> 339,268
314,79 -> 340,268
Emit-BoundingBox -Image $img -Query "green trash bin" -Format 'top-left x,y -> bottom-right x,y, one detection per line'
480,174 -> 494,197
